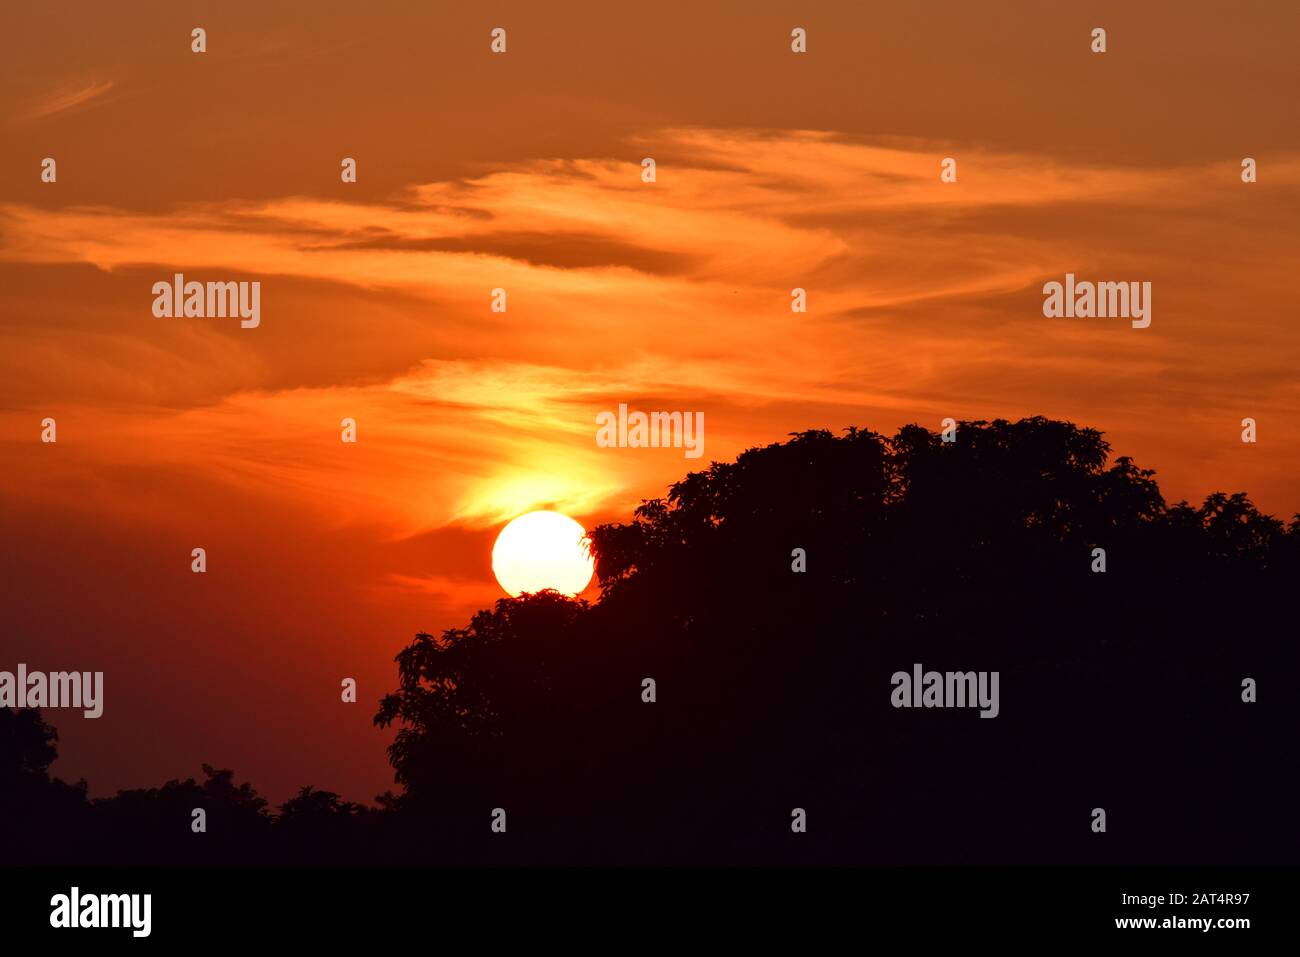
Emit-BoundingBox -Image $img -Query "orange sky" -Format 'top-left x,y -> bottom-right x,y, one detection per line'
1,0 -> 1298,802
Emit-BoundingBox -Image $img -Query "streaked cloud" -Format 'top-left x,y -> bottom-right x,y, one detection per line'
13,78 -> 115,123
2,129 -> 1298,540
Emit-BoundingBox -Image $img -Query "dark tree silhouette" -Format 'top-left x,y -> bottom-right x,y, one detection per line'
87,765 -> 273,864
3,418 -> 1296,864
374,418 -> 1299,864
0,707 -> 90,864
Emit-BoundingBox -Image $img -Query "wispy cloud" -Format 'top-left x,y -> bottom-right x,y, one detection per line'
13,78 -> 115,124
1,128 -> 1298,531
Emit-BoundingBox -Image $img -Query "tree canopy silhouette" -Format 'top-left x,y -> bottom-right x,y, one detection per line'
373,418 -> 1298,864
3,418 -> 1296,864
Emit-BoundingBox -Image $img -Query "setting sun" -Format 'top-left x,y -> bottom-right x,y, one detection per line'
491,510 -> 595,597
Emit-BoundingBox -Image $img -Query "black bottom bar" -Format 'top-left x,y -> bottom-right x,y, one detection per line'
1,865 -> 1288,943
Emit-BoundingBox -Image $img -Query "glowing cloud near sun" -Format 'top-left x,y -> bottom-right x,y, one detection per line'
491,510 -> 595,597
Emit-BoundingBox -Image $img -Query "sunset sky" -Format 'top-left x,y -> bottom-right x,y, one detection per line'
2,1 -> 1298,803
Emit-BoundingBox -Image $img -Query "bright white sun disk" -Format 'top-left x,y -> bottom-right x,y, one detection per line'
491,510 -> 594,597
